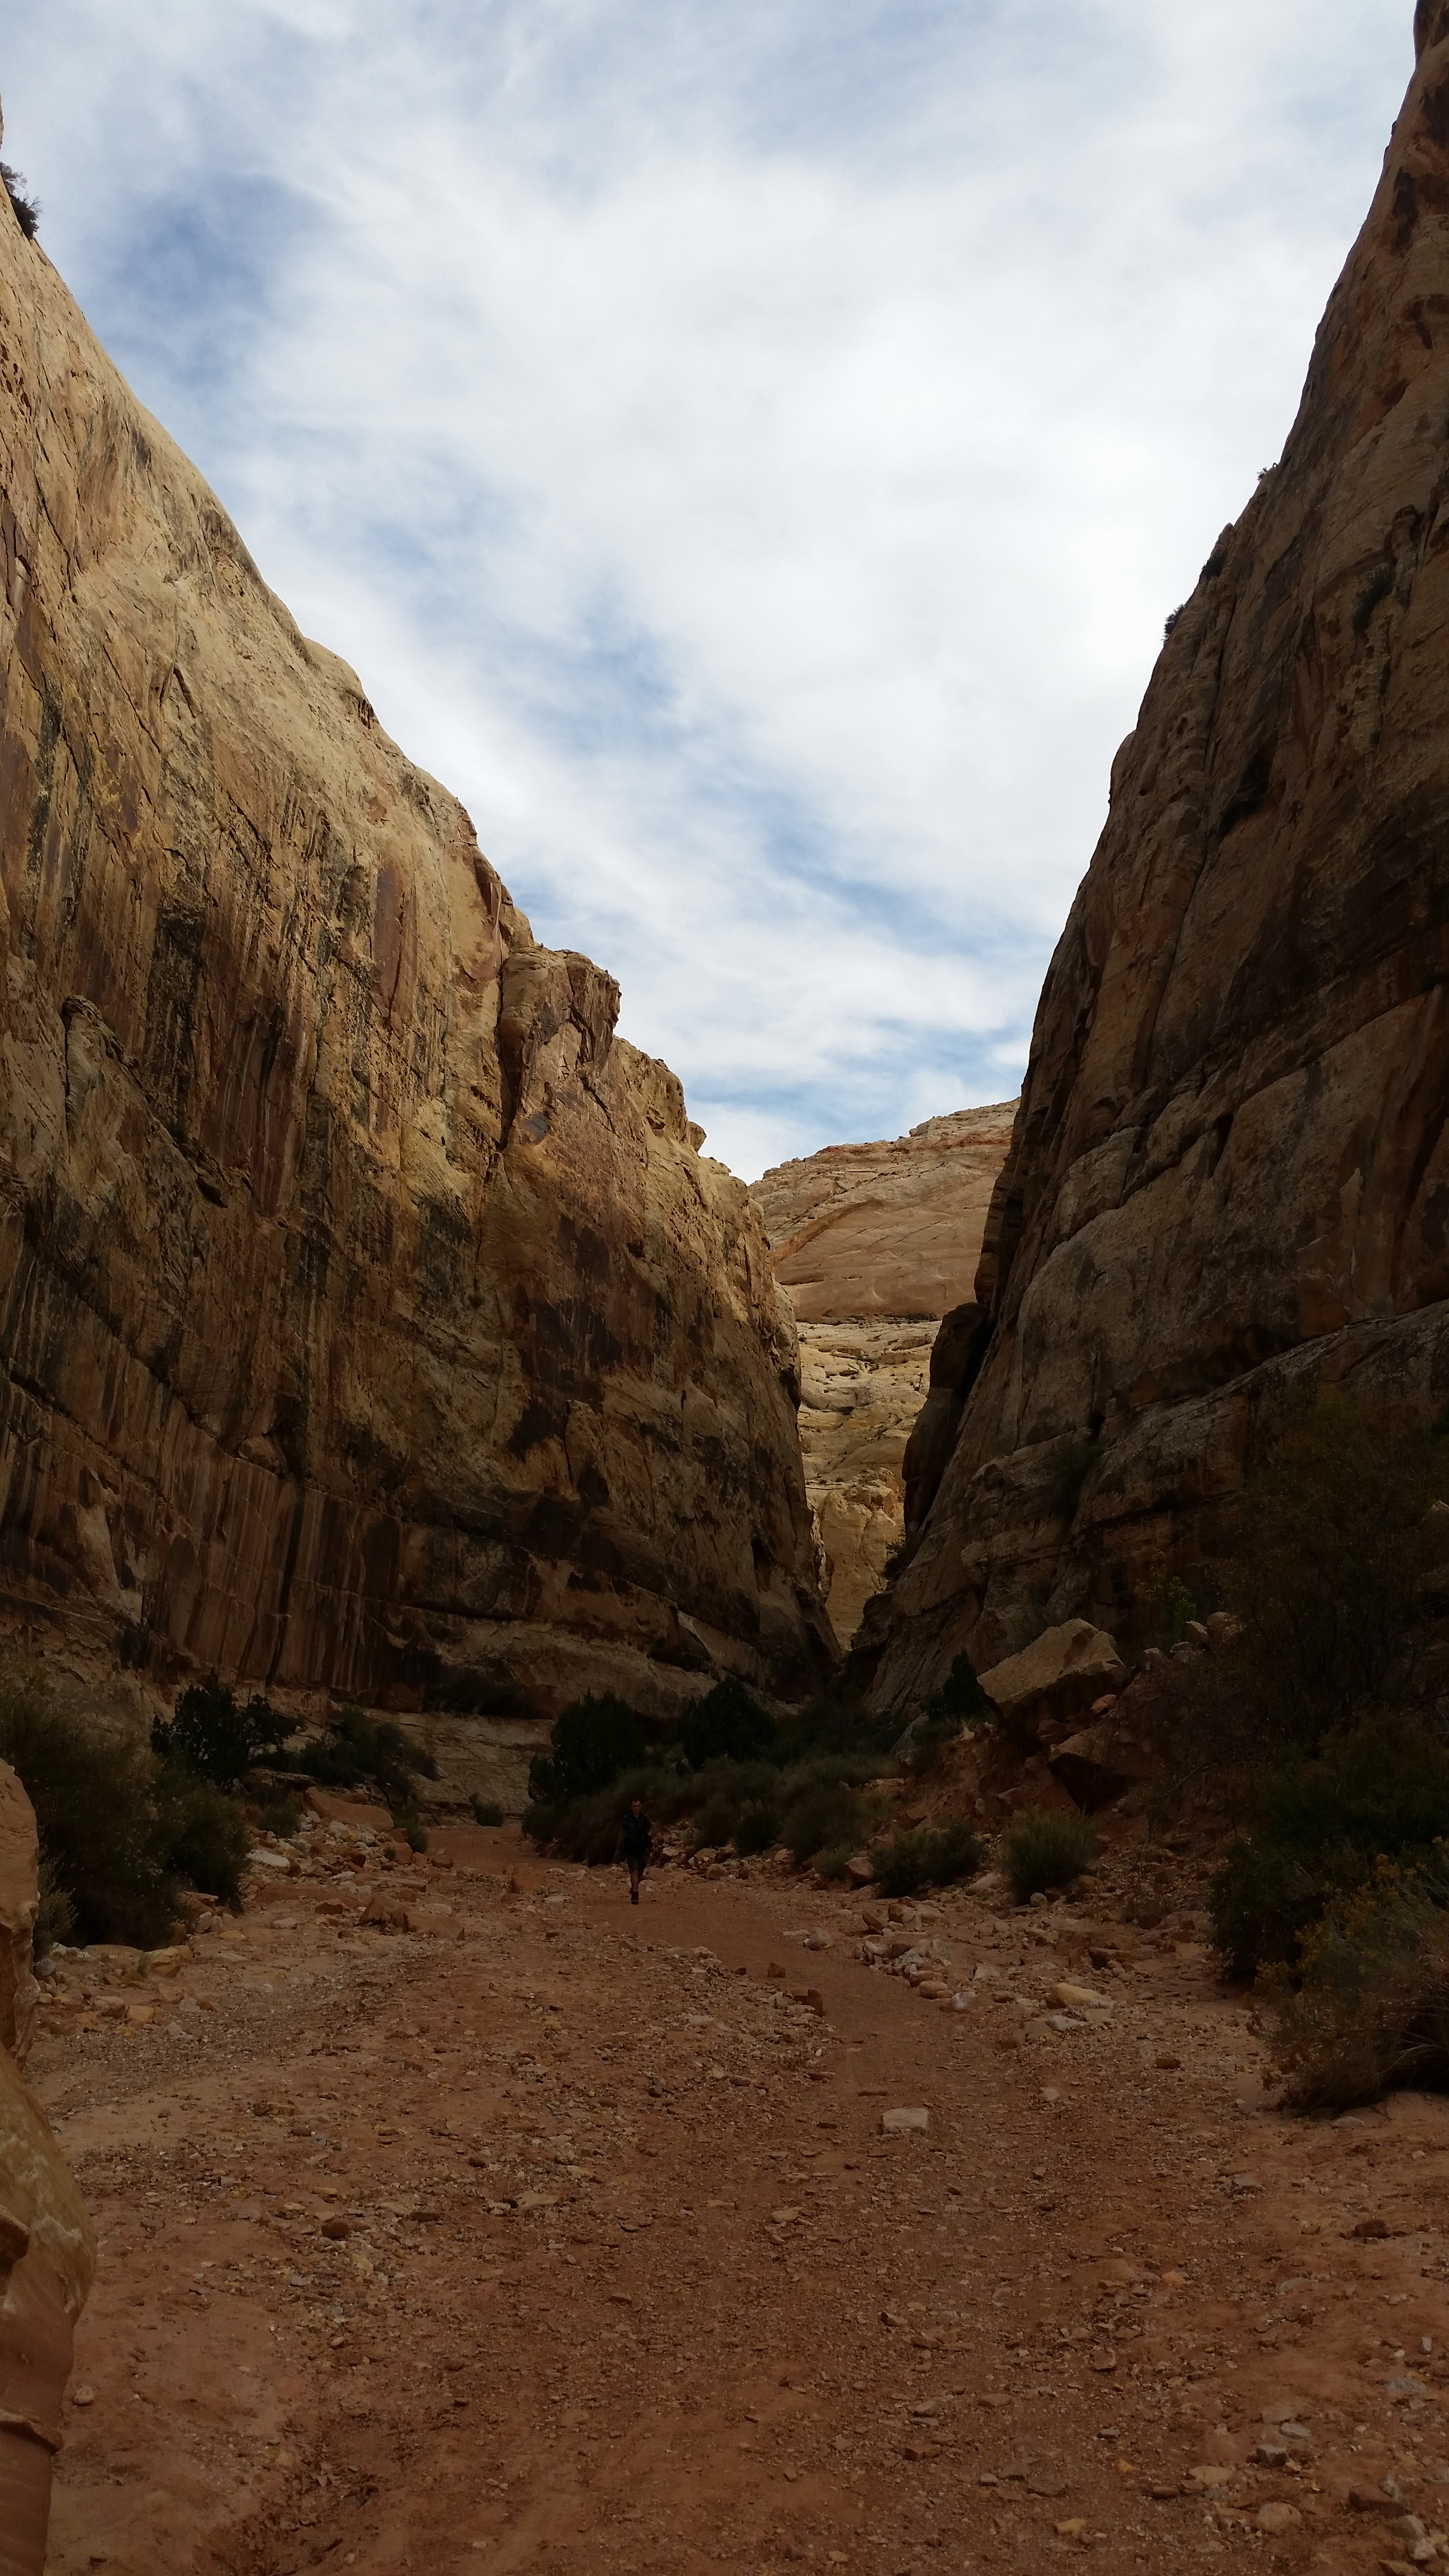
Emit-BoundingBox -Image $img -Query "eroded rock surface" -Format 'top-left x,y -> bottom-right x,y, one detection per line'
861,8 -> 1449,1704
0,195 -> 831,1731
0,1765 -> 37,2064
750,1108 -> 1014,1642
0,1761 -> 95,2576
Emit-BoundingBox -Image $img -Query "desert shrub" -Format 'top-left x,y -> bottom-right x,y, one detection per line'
34,1852 -> 76,1958
812,1842 -> 855,1884
679,1675 -> 776,1770
0,1678 -> 185,1944
527,1693 -> 648,1810
778,1775 -> 869,1866
1262,1852 -> 1449,2109
526,1762 -> 679,1862
883,1531 -> 920,1582
1208,1715 -> 1449,1980
152,1674 -> 295,1786
256,1795 -> 302,1839
471,1796 -> 504,1827
875,1816 -> 983,1899
733,1799 -> 780,1857
1003,1806 -> 1099,1902
300,1702 -> 437,1818
156,1768 -> 250,1908
903,1653 -> 990,1776
403,1815 -> 429,1853
0,164 -> 39,241
1133,1560 -> 1199,1652
772,1693 -> 897,1767
1200,1394 -> 1449,1759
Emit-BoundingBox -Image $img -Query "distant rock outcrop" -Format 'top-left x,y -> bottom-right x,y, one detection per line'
859,4 -> 1449,1709
0,183 -> 832,1739
750,1108 -> 1015,1641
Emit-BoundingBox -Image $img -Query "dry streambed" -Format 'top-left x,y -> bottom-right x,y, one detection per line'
27,1823 -> 1449,2576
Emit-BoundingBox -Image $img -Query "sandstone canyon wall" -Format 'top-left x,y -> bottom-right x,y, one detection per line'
750,1107 -> 1014,1641
0,193 -> 834,1737
0,1759 -> 95,2576
860,0 -> 1449,1710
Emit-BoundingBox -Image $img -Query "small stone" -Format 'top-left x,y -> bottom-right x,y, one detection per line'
1051,1982 -> 1112,2010
880,2106 -> 931,2135
766,1963 -> 786,1980
71,2385 -> 95,2407
1352,2216 -> 1391,2238
1187,2464 -> 1234,2489
1255,2441 -> 1288,2467
803,1930 -> 832,1951
1256,2501 -> 1301,2533
320,2216 -> 351,2240
1155,2052 -> 1182,2070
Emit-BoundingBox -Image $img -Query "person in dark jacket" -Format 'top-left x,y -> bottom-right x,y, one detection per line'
620,1797 -> 652,1904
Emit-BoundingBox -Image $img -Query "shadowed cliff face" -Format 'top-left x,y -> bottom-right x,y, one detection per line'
860,9 -> 1449,1709
0,201 -> 833,1722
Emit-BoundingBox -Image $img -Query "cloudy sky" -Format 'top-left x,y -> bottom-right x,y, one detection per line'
5,1 -> 1412,1176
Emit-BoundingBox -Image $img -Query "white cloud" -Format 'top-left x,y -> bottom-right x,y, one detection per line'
4,0 -> 1413,1175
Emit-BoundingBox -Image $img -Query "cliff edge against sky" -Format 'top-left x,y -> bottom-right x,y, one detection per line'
0,184 -> 833,1730
861,1 -> 1449,1707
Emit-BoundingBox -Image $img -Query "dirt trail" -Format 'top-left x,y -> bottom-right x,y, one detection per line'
29,1826 -> 1449,2576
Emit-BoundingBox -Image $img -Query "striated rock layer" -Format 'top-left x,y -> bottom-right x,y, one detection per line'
0,197 -> 833,1728
860,2 -> 1449,1708
750,1108 -> 1014,1642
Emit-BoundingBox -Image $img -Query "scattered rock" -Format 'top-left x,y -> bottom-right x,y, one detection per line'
880,2107 -> 931,2135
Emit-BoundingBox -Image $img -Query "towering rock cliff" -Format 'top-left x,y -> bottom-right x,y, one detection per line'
749,1107 -> 1014,1641
0,193 -> 833,1728
860,3 -> 1449,1708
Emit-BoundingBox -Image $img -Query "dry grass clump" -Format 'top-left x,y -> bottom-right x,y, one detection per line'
1003,1806 -> 1098,1902
874,1818 -> 982,1898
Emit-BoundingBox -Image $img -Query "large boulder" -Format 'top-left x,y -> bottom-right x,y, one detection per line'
976,1620 -> 1126,1745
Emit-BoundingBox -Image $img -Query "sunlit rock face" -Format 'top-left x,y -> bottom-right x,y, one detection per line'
0,194 -> 833,1726
750,1108 -> 1015,1642
858,8 -> 1449,1707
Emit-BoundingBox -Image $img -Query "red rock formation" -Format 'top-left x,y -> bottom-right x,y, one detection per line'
749,1106 -> 1014,1642
862,4 -> 1449,1706
0,194 -> 832,1728
0,1759 -> 95,2576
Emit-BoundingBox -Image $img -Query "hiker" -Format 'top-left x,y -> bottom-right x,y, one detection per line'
620,1796 -> 652,1904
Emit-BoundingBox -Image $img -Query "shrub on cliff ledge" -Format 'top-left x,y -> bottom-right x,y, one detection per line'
299,1702 -> 438,1819
0,164 -> 39,241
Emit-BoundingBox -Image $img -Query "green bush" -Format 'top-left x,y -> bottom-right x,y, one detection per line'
904,1653 -> 990,1775
151,1674 -> 295,1786
1202,1393 -> 1449,1758
34,1852 -> 76,1958
0,1676 -> 245,1944
1263,1852 -> 1449,2109
256,1795 -> 302,1839
471,1796 -> 504,1828
1003,1806 -> 1098,1902
526,1763 -> 678,1862
813,1842 -> 856,1884
733,1799 -> 780,1857
875,1816 -> 983,1898
300,1703 -> 438,1818
156,1768 -> 250,1909
403,1815 -> 429,1853
679,1675 -> 776,1770
527,1693 -> 648,1810
1208,1715 -> 1449,1980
